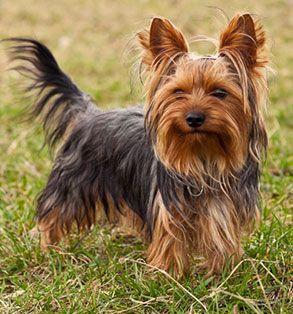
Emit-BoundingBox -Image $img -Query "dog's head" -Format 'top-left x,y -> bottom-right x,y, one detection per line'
138,13 -> 268,181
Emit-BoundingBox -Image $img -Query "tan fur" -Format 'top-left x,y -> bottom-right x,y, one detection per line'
38,207 -> 65,249
38,194 -> 145,248
147,194 -> 190,276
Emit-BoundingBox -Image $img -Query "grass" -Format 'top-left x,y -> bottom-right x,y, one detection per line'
0,0 -> 292,312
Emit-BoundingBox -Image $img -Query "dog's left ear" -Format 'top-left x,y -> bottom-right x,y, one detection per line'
220,14 -> 268,162
138,17 -> 188,68
219,13 -> 266,70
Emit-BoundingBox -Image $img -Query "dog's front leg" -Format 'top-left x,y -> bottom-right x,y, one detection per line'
147,204 -> 190,277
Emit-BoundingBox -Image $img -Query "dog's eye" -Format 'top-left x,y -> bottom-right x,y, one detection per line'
211,88 -> 228,99
174,89 -> 185,94
168,67 -> 176,76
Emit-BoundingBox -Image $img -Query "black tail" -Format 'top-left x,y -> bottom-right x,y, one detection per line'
6,38 -> 93,149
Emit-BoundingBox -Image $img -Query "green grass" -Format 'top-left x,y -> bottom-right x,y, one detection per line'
0,0 -> 292,312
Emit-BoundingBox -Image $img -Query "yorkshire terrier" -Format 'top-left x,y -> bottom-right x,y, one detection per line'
7,13 -> 269,276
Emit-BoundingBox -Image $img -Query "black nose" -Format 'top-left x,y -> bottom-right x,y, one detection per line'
186,112 -> 206,128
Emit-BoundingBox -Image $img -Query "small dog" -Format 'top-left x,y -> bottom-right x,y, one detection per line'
7,13 -> 269,276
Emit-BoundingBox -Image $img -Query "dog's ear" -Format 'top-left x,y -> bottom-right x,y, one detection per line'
219,14 -> 268,164
219,13 -> 266,70
138,17 -> 188,68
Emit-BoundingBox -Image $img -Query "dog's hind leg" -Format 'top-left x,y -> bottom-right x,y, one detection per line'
37,207 -> 66,249
35,153 -> 99,249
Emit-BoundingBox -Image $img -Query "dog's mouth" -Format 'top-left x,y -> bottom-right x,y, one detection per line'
173,124 -> 226,143
188,129 -> 211,135
185,129 -> 218,137
175,128 -> 212,139
177,129 -> 230,152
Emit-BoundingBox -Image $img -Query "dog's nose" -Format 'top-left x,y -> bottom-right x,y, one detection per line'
186,112 -> 206,128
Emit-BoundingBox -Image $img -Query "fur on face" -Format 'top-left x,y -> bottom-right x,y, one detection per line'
138,14 -> 268,184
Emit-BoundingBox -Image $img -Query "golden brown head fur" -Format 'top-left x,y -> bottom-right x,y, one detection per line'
138,14 -> 268,184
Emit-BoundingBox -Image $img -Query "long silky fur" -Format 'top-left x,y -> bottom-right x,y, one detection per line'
6,38 -> 93,149
6,13 -> 268,277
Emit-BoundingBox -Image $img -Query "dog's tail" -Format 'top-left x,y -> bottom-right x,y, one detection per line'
6,38 -> 94,149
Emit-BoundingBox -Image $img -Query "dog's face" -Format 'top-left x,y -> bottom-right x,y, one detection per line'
138,14 -> 268,181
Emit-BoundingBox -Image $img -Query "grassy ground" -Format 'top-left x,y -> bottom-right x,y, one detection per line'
0,0 -> 292,313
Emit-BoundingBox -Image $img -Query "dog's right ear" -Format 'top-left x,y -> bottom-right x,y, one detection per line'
138,17 -> 188,69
